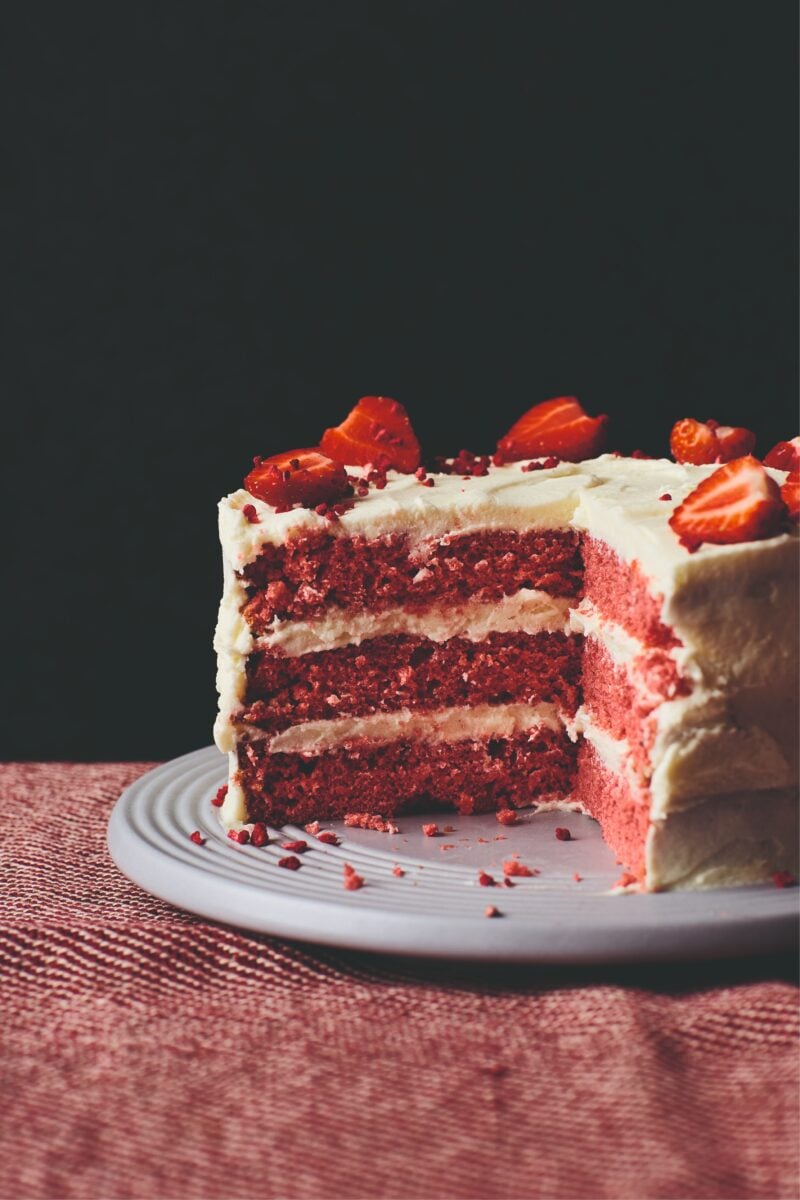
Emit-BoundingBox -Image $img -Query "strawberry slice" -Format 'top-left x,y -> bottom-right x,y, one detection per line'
712,424 -> 757,460
669,456 -> 785,551
764,436 -> 800,473
781,470 -> 799,522
244,448 -> 349,508
320,396 -> 421,472
670,418 -> 719,464
496,397 -> 608,462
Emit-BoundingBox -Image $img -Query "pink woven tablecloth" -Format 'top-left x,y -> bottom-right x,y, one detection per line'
2,762 -> 798,1200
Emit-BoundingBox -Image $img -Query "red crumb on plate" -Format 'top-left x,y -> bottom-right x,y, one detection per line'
189,831 -> 205,845
316,831 -> 339,845
278,855 -> 302,870
344,812 -> 400,833
554,827 -> 572,841
280,840 -> 308,853
211,784 -> 228,807
502,860 -> 538,877
304,821 -> 321,835
614,871 -> 638,890
772,871 -> 797,888
573,872 -> 582,883
484,905 -> 502,918
392,865 -> 405,877
495,809 -> 517,825
227,829 -> 250,845
422,823 -> 440,837
477,871 -> 496,887
343,863 -> 365,890
250,823 -> 268,847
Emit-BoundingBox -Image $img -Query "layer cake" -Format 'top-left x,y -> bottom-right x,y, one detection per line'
213,403 -> 799,890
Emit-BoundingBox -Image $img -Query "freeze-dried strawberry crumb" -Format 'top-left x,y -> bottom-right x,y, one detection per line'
281,840 -> 308,853
344,812 -> 399,833
228,829 -> 250,845
422,823 -> 440,837
304,821 -> 321,835
189,830 -> 206,845
484,905 -> 501,918
614,871 -> 638,889
772,871 -> 797,888
573,872 -> 582,883
242,503 -> 260,524
250,823 -> 268,847
278,856 -> 302,870
212,784 -> 228,807
555,827 -> 572,841
502,860 -> 538,877
443,825 -> 456,833
496,809 -> 518,825
659,493 -> 672,501
420,477 -> 434,487
343,863 -> 365,890
502,878 -> 515,888
392,865 -> 406,877
440,844 -> 456,851
316,830 -> 339,845
478,871 -> 496,887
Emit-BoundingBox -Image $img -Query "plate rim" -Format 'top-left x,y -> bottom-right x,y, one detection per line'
107,746 -> 800,965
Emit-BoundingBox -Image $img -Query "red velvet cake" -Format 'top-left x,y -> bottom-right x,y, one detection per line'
214,399 -> 799,889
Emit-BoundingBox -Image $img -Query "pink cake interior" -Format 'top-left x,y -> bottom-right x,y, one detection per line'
580,638 -> 688,780
242,631 -> 581,732
575,741 -> 651,879
238,728 -> 577,825
242,528 -> 582,630
581,536 -> 679,647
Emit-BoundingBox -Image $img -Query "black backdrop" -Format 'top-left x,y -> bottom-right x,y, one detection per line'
6,2 -> 798,760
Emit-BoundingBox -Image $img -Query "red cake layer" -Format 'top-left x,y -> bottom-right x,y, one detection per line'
241,528 -> 582,632
237,728 -> 577,825
574,741 -> 651,880
581,536 -> 680,648
581,638 -> 690,779
241,631 -> 581,733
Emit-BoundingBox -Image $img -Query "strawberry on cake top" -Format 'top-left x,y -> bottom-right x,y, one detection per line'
214,398 -> 799,890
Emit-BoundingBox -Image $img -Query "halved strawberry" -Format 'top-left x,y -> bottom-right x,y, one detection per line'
712,424 -> 757,460
496,397 -> 608,462
764,436 -> 800,473
781,470 -> 799,522
244,448 -> 349,508
669,456 -> 784,550
670,418 -> 719,464
320,396 -> 421,472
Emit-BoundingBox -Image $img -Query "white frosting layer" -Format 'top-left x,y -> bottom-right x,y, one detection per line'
260,589 -> 571,657
265,701 -> 562,755
219,461 -> 587,564
645,788 -> 798,890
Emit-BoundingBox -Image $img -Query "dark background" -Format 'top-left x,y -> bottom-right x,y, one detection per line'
6,2 -> 798,760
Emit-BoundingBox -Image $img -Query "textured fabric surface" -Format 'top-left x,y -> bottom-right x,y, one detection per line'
1,762 -> 798,1200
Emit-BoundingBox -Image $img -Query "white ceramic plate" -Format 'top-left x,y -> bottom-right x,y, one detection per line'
107,746 -> 798,963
